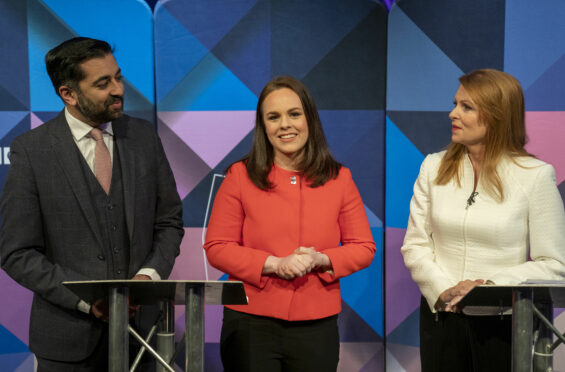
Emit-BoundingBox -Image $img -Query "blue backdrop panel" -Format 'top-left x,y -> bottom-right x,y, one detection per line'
0,1 -> 29,111
27,0 -> 154,119
303,8 -> 387,110
398,0 -> 505,73
211,0 -> 271,96
155,1 -> 387,371
504,0 -> 565,91
386,6 -> 463,112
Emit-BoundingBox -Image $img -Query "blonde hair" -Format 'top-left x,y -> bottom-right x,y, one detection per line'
435,69 -> 532,201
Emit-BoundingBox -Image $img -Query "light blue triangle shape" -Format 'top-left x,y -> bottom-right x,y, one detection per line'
13,353 -> 34,372
0,353 -> 31,371
504,0 -> 565,90
387,7 -> 462,111
41,0 -> 154,102
0,112 -> 29,140
341,226 -> 383,337
28,0 -> 73,111
154,6 -> 210,103
385,117 -> 425,228
158,52 -> 257,111
365,204 -> 383,228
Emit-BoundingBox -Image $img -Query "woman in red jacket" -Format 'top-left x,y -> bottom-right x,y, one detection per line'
204,76 -> 376,372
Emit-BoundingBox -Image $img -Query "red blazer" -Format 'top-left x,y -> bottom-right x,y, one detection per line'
204,162 -> 376,321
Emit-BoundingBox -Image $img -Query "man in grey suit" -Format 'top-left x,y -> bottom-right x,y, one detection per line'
0,37 -> 184,371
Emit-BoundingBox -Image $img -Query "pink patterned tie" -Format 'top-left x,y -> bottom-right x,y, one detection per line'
90,128 -> 112,194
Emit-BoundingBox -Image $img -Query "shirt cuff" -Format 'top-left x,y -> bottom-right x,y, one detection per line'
77,300 -> 91,314
137,268 -> 161,280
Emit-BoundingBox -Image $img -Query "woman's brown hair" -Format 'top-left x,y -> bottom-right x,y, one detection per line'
236,76 -> 341,190
435,69 -> 532,201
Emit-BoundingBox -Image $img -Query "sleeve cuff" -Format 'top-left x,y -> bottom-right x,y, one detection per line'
77,300 -> 91,314
137,268 -> 161,280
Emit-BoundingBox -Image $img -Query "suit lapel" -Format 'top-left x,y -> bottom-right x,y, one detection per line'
48,111 -> 105,250
113,117 -> 136,241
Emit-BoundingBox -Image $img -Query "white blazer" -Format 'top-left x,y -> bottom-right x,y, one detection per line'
402,151 -> 565,311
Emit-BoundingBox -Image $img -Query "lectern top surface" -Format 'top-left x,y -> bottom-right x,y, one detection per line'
62,280 -> 247,305
459,283 -> 565,308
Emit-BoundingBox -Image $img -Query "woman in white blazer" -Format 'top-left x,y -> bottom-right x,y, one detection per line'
401,69 -> 565,372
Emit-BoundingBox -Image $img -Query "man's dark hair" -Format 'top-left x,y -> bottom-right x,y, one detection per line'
45,37 -> 113,96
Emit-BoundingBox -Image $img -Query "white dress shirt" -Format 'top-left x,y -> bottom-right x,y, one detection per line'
402,150 -> 565,312
65,107 -> 114,173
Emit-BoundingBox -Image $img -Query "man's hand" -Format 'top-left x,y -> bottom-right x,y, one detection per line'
131,274 -> 151,281
91,298 -> 109,322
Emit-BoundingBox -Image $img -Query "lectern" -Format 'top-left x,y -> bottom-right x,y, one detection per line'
63,280 -> 247,372
459,283 -> 565,372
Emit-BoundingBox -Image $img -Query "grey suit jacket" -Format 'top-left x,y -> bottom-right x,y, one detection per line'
0,111 -> 184,361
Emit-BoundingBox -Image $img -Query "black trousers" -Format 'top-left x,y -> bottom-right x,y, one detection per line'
220,307 -> 340,372
420,297 -> 512,372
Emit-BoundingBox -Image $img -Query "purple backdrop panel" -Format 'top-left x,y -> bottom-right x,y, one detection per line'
159,111 -> 254,169
338,342 -> 384,372
0,271 -> 32,345
525,111 -> 565,184
385,227 -> 421,335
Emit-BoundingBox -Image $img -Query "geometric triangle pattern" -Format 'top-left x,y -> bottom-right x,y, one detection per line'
338,342 -> 384,372
270,0 -> 379,82
386,343 -> 421,372
398,0 -> 505,73
0,0 -> 29,110
341,227 -> 384,336
155,2 -> 387,371
387,6 -> 463,112
303,8 -> 387,110
0,112 -> 29,141
384,227 -> 421,337
524,55 -> 565,111
159,111 -> 255,170
385,118 -> 424,229
387,1 -> 565,370
41,0 -> 155,101
211,0 -> 271,96
0,270 -> 33,346
6,0 -> 565,371
27,0 -> 155,114
387,110 -> 452,156
0,325 -> 29,354
321,110 -> 385,221
504,0 -> 565,91
153,6 -> 211,103
0,353 -> 33,372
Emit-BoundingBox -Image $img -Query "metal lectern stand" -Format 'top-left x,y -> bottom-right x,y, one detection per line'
63,280 -> 247,372
459,283 -> 565,372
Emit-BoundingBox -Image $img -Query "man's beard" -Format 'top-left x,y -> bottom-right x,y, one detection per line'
77,92 -> 124,124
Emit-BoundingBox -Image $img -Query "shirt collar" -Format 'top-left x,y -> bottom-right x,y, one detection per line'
64,107 -> 114,141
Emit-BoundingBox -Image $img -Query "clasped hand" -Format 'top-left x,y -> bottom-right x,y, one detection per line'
90,274 -> 150,322
266,247 -> 330,280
